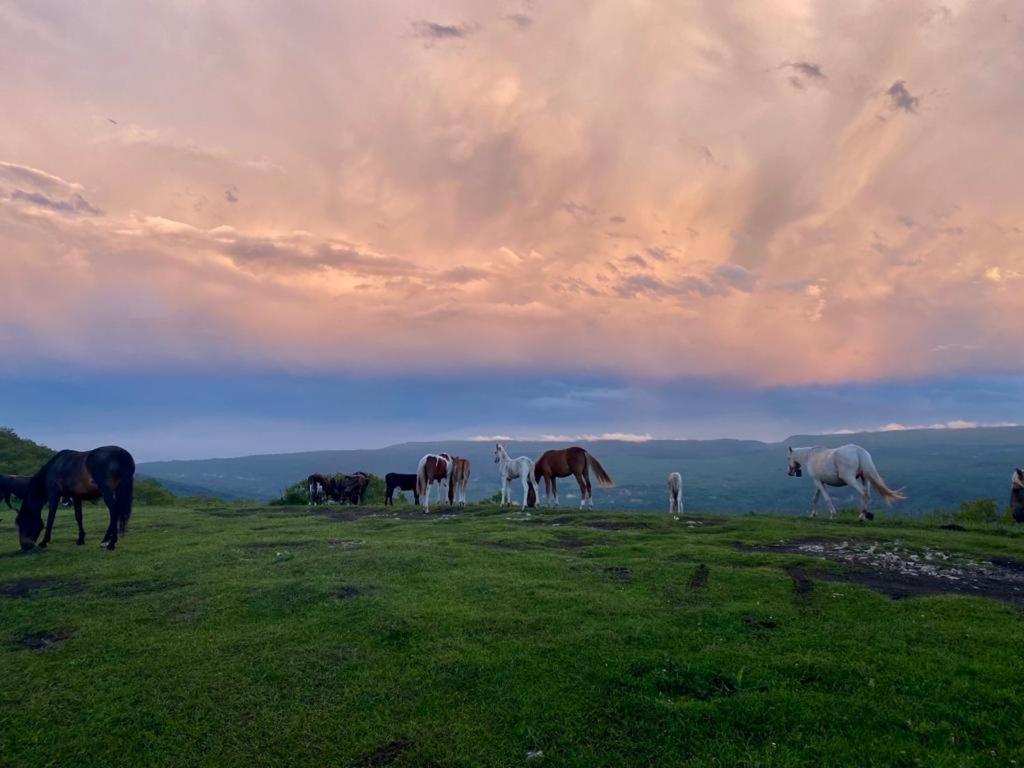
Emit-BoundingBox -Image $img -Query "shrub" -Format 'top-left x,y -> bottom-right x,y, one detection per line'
955,498 -> 1000,524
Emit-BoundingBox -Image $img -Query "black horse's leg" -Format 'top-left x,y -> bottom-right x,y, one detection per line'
73,498 -> 86,545
101,487 -> 118,549
39,493 -> 60,548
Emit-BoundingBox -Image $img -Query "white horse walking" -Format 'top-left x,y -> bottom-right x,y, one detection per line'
787,444 -> 904,521
667,471 -> 684,515
494,443 -> 540,512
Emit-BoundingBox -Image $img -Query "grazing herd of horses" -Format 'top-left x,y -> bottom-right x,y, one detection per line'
3,440 -> 1023,553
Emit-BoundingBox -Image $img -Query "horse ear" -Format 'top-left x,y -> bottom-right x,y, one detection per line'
787,446 -> 793,454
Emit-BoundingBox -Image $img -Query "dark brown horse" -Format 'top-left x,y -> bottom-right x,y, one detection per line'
16,446 -> 135,551
0,474 -> 32,510
336,472 -> 369,504
1012,468 -> 1024,524
533,446 -> 613,508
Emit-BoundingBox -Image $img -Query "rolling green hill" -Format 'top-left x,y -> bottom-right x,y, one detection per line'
138,427 -> 1024,513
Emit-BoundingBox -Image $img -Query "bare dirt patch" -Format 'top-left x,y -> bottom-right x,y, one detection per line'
604,565 -> 632,582
14,628 -> 74,651
515,515 -> 579,526
0,577 -> 84,599
548,534 -> 594,550
688,564 -> 709,591
363,738 -> 414,766
95,579 -> 188,598
751,538 -> 1024,604
335,585 -> 369,600
584,520 -> 651,531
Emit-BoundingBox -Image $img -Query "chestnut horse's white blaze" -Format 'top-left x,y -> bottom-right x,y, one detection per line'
787,444 -> 904,521
668,471 -> 683,515
494,443 -> 539,512
416,453 -> 453,513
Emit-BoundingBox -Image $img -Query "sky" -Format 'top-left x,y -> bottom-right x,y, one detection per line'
1,1 -> 1023,461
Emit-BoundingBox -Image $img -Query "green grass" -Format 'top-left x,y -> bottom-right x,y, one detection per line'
2,504 -> 1024,767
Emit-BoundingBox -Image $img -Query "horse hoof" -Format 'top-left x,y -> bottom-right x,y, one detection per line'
76,539 -> 85,546
37,542 -> 47,549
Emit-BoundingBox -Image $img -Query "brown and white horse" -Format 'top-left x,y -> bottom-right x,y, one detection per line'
1011,468 -> 1024,524
447,456 -> 471,507
416,453 -> 453,513
533,446 -> 613,508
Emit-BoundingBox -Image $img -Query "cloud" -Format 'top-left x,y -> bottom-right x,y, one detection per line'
503,14 -> 532,30
9,189 -> 101,215
782,61 -> 826,90
0,161 -> 82,194
410,20 -> 476,41
538,432 -> 652,442
886,80 -> 919,113
225,185 -> 239,203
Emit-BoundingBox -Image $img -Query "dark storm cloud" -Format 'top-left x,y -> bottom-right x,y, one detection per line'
887,80 -> 919,113
410,20 -> 476,40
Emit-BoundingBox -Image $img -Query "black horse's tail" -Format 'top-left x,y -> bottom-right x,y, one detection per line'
117,472 -> 134,534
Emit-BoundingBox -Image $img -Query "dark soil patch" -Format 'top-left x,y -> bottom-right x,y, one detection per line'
688,564 -> 709,591
547,534 -> 593,550
207,508 -> 267,518
743,613 -> 778,631
939,523 -> 967,531
335,585 -> 368,600
755,538 -> 1024,605
14,628 -> 74,652
478,539 -> 535,550
363,738 -> 414,766
516,515 -> 578,526
604,566 -> 632,582
94,579 -> 188,598
584,520 -> 651,531
788,567 -> 816,607
238,540 -> 318,551
0,577 -> 84,599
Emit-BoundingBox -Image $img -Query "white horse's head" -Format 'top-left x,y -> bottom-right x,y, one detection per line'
1013,468 -> 1024,489
494,443 -> 504,464
787,447 -> 803,477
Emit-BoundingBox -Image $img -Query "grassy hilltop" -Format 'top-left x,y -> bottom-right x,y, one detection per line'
2,501 -> 1023,767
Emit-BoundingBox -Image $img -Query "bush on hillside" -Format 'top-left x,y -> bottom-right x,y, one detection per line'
955,498 -> 1001,524
0,427 -> 56,475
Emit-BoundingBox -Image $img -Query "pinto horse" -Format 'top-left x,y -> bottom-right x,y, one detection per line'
787,444 -> 904,521
385,472 -> 420,506
533,446 -> 613,508
416,453 -> 452,513
447,456 -> 471,507
16,446 -> 135,551
307,473 -> 332,505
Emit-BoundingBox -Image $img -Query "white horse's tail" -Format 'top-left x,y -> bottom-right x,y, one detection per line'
859,451 -> 905,505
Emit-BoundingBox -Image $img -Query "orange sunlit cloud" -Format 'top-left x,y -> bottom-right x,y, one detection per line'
1,1 -> 1023,384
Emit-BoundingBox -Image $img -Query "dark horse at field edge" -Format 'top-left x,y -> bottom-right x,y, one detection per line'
16,446 -> 135,551
0,474 -> 32,511
384,472 -> 420,506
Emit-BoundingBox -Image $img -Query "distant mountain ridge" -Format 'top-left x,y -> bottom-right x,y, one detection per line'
138,427 -> 1024,514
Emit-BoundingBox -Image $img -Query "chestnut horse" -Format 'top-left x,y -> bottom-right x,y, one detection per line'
533,446 -> 613,508
16,446 -> 135,551
447,456 -> 471,507
416,453 -> 453,513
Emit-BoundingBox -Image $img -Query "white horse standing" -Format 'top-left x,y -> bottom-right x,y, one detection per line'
494,443 -> 540,512
667,472 -> 684,515
787,444 -> 904,521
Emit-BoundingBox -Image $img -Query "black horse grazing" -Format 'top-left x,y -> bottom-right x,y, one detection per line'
16,446 -> 135,551
385,472 -> 419,506
0,475 -> 32,509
